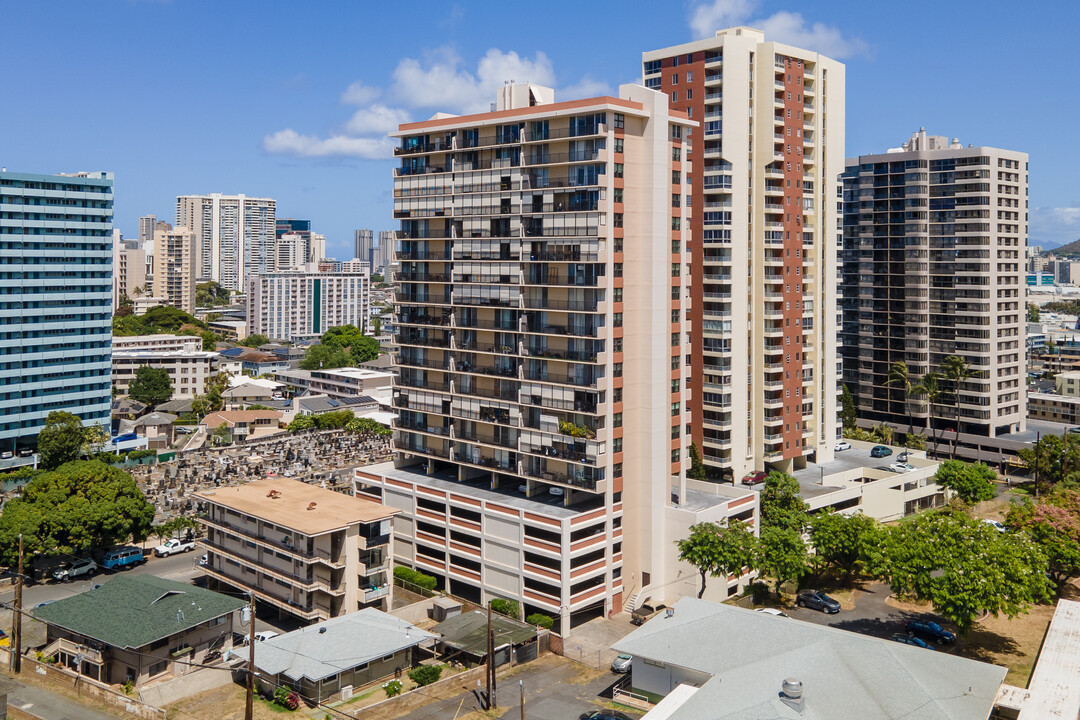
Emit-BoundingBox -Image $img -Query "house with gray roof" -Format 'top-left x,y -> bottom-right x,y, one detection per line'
33,575 -> 246,688
613,597 -> 1007,720
253,608 -> 435,704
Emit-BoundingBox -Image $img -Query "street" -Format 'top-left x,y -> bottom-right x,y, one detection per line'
0,550 -> 203,609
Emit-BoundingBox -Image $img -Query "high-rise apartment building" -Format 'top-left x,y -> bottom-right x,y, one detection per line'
113,236 -> 148,307
176,194 -> 276,290
276,219 -> 325,268
375,230 -> 396,274
355,83 -> 758,630
0,170 -> 114,452
248,266 -> 370,342
153,226 -> 197,313
840,130 -> 1027,437
355,229 -> 374,266
642,27 -> 845,479
138,215 -> 157,246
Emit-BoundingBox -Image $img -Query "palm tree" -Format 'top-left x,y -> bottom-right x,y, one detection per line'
885,361 -> 914,442
911,372 -> 944,456
940,355 -> 972,459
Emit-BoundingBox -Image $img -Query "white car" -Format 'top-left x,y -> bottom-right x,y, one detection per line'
888,462 -> 916,473
982,519 -> 1006,534
834,441 -> 851,452
254,631 -> 279,642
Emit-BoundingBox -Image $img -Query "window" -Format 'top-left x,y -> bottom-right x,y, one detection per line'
672,56 -> 679,67
613,438 -> 623,453
672,74 -> 679,85
672,171 -> 681,184
672,239 -> 681,253
614,213 -> 624,228
614,263 -> 623,277
614,363 -> 623,377
646,76 -> 662,89
671,91 -> 678,103
673,147 -> 681,161
149,661 -> 168,677
671,332 -> 680,347
671,425 -> 681,439
686,89 -> 693,100
614,238 -> 623,252
671,378 -> 680,392
671,401 -> 681,416
613,312 -> 623,327
645,60 -> 661,75
614,188 -> 623,203
613,412 -> 623,428
671,285 -> 680,300
613,338 -> 623,353
687,70 -> 693,82
614,138 -> 624,153
672,217 -> 681,230
614,163 -> 624,178
613,463 -> 623,478
614,113 -> 625,129
671,355 -> 681,369
614,387 -> 622,403
672,263 -> 681,277
613,287 -> 623,302
671,448 -> 681,462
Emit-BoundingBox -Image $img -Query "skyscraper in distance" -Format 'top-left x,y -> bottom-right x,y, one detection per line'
0,170 -> 114,452
176,193 -> 276,290
643,26 -> 845,480
355,228 -> 374,264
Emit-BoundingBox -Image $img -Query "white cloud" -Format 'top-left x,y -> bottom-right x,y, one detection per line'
343,104 -> 412,135
690,0 -> 755,39
390,47 -> 556,114
1032,205 -> 1080,247
561,76 -> 615,99
689,0 -> 869,59
339,82 -> 382,106
262,129 -> 394,160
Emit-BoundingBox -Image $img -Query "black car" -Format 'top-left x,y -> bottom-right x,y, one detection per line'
580,712 -> 633,720
870,445 -> 892,458
891,633 -> 935,651
795,590 -> 840,614
905,619 -> 955,645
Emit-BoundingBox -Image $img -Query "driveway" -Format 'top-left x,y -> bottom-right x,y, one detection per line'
393,654 -> 640,720
562,614 -> 638,670
787,582 -> 957,651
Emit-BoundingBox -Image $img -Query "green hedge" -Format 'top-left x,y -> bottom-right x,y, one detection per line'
490,598 -> 519,618
393,565 -> 437,591
407,665 -> 442,686
526,613 -> 554,630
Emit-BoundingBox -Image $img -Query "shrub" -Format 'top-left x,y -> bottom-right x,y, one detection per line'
489,598 -> 519,618
383,679 -> 403,698
273,687 -> 300,710
122,680 -> 133,695
526,613 -> 554,629
393,565 -> 437,591
408,665 -> 443,686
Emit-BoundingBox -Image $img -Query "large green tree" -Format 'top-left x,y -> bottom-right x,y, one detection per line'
933,460 -> 997,504
322,324 -> 379,364
239,333 -> 270,348
839,384 -> 857,433
37,411 -> 86,471
201,330 -> 218,351
879,512 -> 1051,635
299,343 -> 353,370
128,365 -> 174,407
1017,433 -> 1080,492
687,442 -> 707,481
760,472 -> 809,532
809,511 -> 884,582
1007,489 -> 1080,592
676,521 -> 759,599
0,460 -> 155,564
940,355 -> 972,459
757,526 -> 810,598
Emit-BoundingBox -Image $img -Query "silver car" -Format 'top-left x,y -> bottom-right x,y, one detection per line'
610,653 -> 632,673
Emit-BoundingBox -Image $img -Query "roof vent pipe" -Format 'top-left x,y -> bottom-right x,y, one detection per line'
779,678 -> 805,713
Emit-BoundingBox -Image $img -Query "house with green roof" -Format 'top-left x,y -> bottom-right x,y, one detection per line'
33,574 -> 246,688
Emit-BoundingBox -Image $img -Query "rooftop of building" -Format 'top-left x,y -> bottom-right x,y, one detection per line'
111,334 -> 201,345
432,610 -> 537,657
362,461 -> 603,519
33,575 -> 246,650
196,476 -> 397,535
131,411 -> 178,428
296,395 -> 378,413
200,410 -> 282,428
613,597 -> 1006,720
787,440 -> 938,500
276,367 -> 394,381
995,599 -> 1080,719
112,348 -> 218,359
254,608 -> 434,683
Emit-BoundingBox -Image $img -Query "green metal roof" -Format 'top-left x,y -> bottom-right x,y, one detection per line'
432,610 -> 537,657
33,574 -> 246,650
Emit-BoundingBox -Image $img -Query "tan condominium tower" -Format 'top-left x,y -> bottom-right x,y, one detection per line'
176,193 -> 276,290
643,26 -> 845,480
356,83 -> 760,630
841,130 -> 1027,438
153,225 -> 196,314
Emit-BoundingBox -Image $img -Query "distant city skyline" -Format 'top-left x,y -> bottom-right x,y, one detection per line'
4,0 -> 1078,257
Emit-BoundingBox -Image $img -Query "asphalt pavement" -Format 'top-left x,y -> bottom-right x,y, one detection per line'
8,681 -> 121,720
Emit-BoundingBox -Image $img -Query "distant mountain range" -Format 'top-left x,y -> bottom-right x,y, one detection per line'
1047,238 -> 1080,255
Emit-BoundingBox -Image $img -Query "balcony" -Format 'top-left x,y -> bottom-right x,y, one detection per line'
201,539 -> 344,595
202,566 -> 329,621
358,533 -> 391,551
363,586 -> 390,603
200,516 -> 345,568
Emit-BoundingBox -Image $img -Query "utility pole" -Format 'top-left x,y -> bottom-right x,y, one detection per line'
11,534 -> 22,673
486,604 -> 493,709
519,679 -> 525,720
245,592 -> 255,720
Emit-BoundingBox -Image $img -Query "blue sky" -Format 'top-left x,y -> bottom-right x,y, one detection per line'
4,0 -> 1078,257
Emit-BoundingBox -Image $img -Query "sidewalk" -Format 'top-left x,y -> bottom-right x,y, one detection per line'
8,682 -> 120,720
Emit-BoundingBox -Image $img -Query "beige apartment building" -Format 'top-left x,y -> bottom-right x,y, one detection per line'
356,82 -> 759,631
153,225 -> 196,313
643,27 -> 845,480
112,335 -> 217,399
197,477 -> 399,623
841,131 -> 1028,437
112,236 -> 147,307
247,267 -> 370,342
176,193 -> 277,290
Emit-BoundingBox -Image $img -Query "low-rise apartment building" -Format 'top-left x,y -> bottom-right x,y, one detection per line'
274,367 -> 394,405
112,334 -> 202,353
247,266 -> 370,342
196,477 -> 399,623
112,342 -> 218,400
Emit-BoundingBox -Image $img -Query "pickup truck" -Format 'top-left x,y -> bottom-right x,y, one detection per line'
630,603 -> 668,626
154,538 -> 196,557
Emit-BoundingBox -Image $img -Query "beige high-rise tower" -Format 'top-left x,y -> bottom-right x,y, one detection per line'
356,83 -> 759,631
643,27 -> 845,480
153,226 -> 196,313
